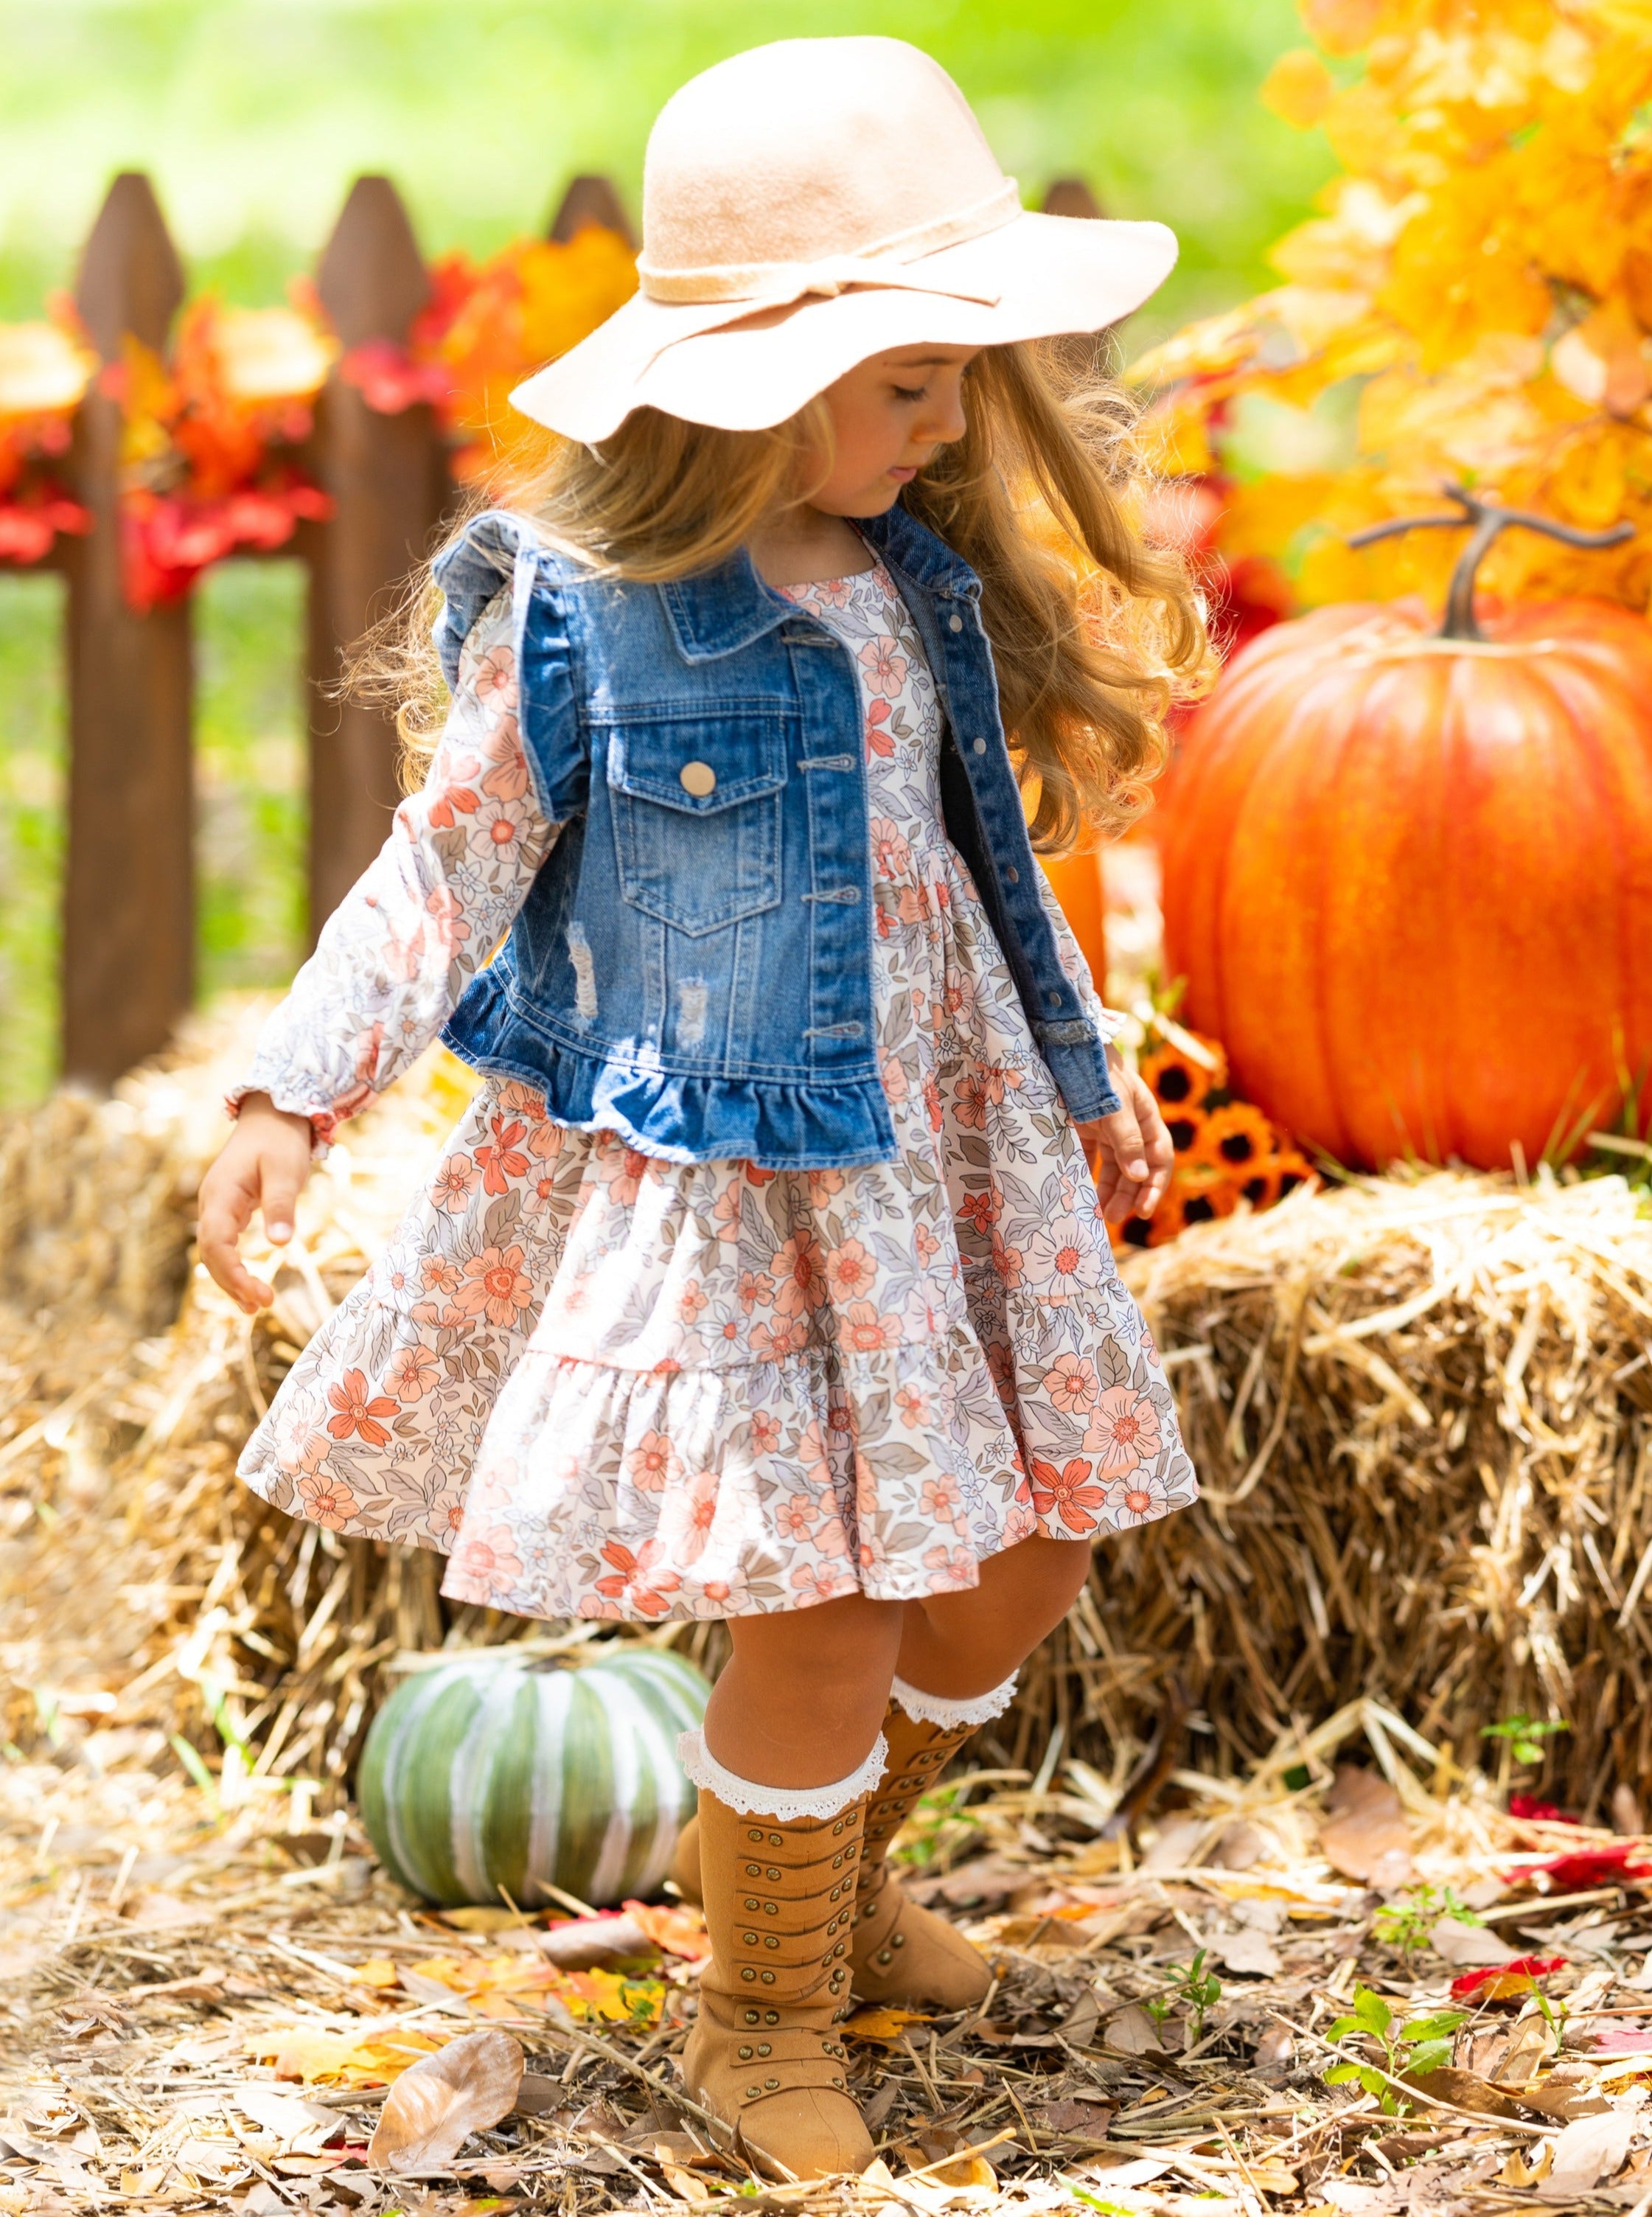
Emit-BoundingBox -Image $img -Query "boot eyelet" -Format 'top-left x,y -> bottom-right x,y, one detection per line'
834,2074 -> 846,2087
764,1937 -> 779,1949
738,2044 -> 753,2059
764,1904 -> 777,1917
765,2011 -> 778,2024
761,1971 -> 776,1984
876,1948 -> 892,1964
767,1867 -> 780,1881
745,2009 -> 760,2024
743,1932 -> 759,1945
764,2076 -> 779,2090
744,1898 -> 759,1910
747,1829 -> 764,1842
893,1932 -> 906,1947
758,2042 -> 771,2057
746,2085 -> 761,2099
768,1833 -> 783,1846
741,1969 -> 756,1982
745,1863 -> 761,1876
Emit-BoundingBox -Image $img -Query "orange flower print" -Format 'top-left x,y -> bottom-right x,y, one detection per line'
677,1277 -> 708,1323
600,1145 -> 651,1208
807,1167 -> 846,1205
736,1268 -> 772,1315
923,1072 -> 944,1134
750,1315 -> 809,1362
860,636 -> 908,696
327,1368 -> 398,1446
989,1231 -> 1025,1288
420,1254 -> 462,1295
770,1232 -> 826,1318
1028,1455 -> 1106,1535
790,1561 -> 850,1607
921,1542 -> 978,1589
957,1187 -> 998,1236
663,1468 -> 719,1564
920,1471 -> 962,1523
711,1185 -> 745,1241
298,1470 -> 360,1528
1044,1354 -> 1099,1414
626,1430 -> 677,1492
452,1524 -> 525,1590
498,1079 -> 546,1119
431,1154 -> 478,1213
955,1073 -> 993,1130
866,695 -> 894,759
428,777 -> 481,829
825,1238 -> 876,1303
894,1382 -> 932,1429
774,1492 -> 818,1540
593,1538 -> 678,1617
879,1050 -> 909,1104
454,1245 -> 534,1328
840,1301 -> 899,1353
1087,1386 -> 1163,1478
869,814 -> 913,883
386,1344 -> 439,1403
913,1222 -> 941,1264
468,639 -> 517,711
475,1113 -> 529,1195
1114,1471 -> 1169,1522
750,1410 -> 782,1455
481,748 -> 529,804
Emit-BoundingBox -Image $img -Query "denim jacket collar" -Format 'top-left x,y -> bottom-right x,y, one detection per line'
661,499 -> 980,664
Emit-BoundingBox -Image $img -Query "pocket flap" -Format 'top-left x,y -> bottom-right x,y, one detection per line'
604,712 -> 788,814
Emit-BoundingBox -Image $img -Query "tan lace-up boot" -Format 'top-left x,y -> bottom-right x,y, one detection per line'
670,1682 -> 1005,2013
681,1786 -> 874,2179
848,1698 -> 992,2009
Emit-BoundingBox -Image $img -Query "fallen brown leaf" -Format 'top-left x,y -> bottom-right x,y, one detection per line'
1319,1766 -> 1414,1887
366,2028 -> 524,2174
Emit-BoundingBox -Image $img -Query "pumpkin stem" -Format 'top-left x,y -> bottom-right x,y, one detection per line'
1347,484 -> 1634,641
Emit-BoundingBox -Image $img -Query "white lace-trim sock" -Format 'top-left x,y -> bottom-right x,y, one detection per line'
890,1671 -> 1019,1730
676,1728 -> 888,1822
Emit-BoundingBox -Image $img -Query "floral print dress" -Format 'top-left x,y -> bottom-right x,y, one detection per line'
236,560 -> 1197,1621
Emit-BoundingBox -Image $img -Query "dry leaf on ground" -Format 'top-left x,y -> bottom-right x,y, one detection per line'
366,2028 -> 525,2174
1320,1765 -> 1414,1886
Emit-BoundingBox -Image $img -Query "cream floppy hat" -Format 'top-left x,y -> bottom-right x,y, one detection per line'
510,36 -> 1178,442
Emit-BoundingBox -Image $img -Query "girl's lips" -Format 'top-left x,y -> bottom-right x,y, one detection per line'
887,465 -> 918,482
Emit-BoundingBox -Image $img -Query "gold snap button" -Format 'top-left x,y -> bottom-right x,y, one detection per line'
679,759 -> 717,797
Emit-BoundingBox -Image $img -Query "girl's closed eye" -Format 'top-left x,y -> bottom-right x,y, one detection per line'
891,383 -> 928,403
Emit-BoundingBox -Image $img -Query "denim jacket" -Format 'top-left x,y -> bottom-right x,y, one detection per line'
431,501 -> 1120,1169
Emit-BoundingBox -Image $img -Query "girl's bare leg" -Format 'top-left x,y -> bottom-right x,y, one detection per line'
893,1532 -> 1093,1699
703,1590 -> 907,1788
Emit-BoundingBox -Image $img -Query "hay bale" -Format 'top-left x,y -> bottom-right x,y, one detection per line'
1014,1169 -> 1652,1817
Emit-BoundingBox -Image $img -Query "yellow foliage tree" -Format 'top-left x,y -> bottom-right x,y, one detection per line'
1135,0 -> 1652,615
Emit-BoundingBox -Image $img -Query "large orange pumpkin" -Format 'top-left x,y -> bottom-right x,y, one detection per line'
1160,493 -> 1652,1170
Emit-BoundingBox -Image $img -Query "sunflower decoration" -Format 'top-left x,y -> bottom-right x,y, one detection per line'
1114,1021 -> 1315,1250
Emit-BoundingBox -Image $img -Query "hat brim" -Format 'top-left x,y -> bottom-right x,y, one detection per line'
509,210 -> 1177,442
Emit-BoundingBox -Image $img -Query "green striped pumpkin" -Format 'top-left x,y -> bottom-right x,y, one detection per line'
358,1646 -> 711,1909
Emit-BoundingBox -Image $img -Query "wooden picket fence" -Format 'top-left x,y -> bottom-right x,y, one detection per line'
18,170 -> 1100,1091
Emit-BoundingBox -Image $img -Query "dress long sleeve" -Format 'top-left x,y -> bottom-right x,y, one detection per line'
231,589 -> 559,1148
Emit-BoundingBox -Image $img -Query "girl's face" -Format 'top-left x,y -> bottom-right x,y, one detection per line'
810,345 -> 980,517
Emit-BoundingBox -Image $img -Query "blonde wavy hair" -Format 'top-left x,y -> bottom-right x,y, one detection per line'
373,340 -> 1210,852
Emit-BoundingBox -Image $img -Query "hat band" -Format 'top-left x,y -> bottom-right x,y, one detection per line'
637,177 -> 1022,309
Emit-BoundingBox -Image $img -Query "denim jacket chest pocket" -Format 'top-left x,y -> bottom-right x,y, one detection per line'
602,704 -> 795,936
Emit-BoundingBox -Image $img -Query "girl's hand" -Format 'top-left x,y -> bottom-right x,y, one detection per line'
198,1093 -> 316,1314
1081,1048 -> 1174,1226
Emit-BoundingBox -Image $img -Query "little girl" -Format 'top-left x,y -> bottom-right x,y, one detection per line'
200,35 -> 1204,2179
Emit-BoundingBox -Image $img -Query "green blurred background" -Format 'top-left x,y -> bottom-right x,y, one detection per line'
0,0 -> 1325,1105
